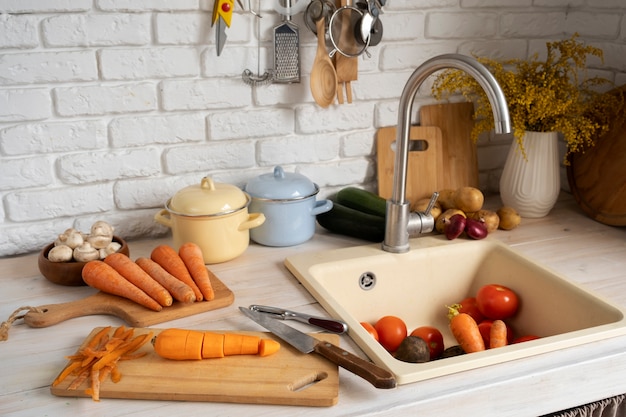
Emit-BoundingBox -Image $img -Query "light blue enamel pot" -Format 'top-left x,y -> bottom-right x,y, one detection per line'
244,166 -> 333,247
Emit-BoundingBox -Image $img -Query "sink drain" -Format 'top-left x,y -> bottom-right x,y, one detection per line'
358,272 -> 376,290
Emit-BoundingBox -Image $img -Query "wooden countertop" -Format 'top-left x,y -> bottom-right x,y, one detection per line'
2,194 -> 625,416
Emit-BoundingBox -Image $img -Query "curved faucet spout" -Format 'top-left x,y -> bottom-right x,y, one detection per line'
382,53 -> 511,253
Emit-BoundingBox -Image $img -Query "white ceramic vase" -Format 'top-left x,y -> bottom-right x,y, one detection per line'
499,131 -> 560,218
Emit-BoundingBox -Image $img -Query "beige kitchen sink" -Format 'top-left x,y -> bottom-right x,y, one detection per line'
285,236 -> 626,385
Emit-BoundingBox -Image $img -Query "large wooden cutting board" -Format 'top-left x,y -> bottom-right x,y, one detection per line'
51,327 -> 339,407
419,102 -> 478,189
24,273 -> 234,328
377,126 -> 444,210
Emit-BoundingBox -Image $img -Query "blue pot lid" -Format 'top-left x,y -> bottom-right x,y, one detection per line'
245,166 -> 319,200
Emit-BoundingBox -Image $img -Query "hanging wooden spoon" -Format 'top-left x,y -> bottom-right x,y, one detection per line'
310,17 -> 337,108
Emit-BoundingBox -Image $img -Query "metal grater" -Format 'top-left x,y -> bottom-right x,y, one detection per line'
273,0 -> 300,83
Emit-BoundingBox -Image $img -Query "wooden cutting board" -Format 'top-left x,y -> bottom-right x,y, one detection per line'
24,273 -> 234,328
419,102 -> 478,189
51,327 -> 339,407
377,126 -> 444,209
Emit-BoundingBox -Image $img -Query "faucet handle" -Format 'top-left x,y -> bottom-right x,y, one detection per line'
423,191 -> 439,216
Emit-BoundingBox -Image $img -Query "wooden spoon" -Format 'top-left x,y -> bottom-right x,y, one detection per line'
310,17 -> 337,108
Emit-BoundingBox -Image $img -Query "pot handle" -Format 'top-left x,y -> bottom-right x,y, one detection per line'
238,212 -> 266,231
154,209 -> 173,228
311,199 -> 334,216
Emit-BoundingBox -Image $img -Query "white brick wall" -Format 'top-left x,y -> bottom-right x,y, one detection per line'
1,1 -> 625,256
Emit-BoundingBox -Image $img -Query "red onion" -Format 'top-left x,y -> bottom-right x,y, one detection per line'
465,217 -> 488,240
445,214 -> 467,240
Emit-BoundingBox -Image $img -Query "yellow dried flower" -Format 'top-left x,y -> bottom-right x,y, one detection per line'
432,34 -> 624,161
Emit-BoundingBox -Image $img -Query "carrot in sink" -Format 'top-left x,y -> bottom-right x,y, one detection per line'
151,244 -> 203,302
82,260 -> 162,312
178,242 -> 215,301
489,319 -> 508,349
104,253 -> 173,307
447,304 -> 485,353
135,257 -> 196,304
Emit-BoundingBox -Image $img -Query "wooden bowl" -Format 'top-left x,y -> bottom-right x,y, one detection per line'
38,236 -> 129,286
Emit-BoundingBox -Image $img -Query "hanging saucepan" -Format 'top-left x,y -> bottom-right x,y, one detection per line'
245,166 -> 333,247
154,177 -> 265,264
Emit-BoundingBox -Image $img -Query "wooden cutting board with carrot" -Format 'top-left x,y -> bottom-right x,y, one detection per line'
50,327 -> 340,406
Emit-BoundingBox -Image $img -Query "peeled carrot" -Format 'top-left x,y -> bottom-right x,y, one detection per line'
103,253 -> 173,307
82,260 -> 162,312
135,257 -> 196,303
152,329 -> 279,360
447,304 -> 485,353
151,245 -> 203,302
489,319 -> 508,349
178,242 -> 215,301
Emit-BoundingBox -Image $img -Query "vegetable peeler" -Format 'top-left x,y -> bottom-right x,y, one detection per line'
248,305 -> 348,334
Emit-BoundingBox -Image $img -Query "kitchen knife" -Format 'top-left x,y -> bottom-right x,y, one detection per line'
239,306 -> 396,389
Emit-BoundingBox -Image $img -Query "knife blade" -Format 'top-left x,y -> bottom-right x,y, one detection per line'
239,306 -> 396,389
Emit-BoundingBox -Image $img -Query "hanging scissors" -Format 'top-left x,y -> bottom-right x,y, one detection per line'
212,0 -> 244,56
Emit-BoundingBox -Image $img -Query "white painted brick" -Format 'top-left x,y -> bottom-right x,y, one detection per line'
5,183 -> 114,222
207,108 -> 294,140
593,42 -> 626,72
381,12 -> 425,41
100,47 -> 199,80
254,76 -> 313,106
164,141 -> 256,174
0,120 -> 107,155
113,175 -> 196,209
109,114 -> 206,147
97,0 -> 199,11
0,88 -> 51,122
201,45 -> 257,77
387,0 -> 457,10
341,130 -> 377,158
462,0 -> 532,7
562,12 -> 621,39
161,79 -> 250,111
42,14 -> 151,47
379,43 -> 458,72
57,148 -> 161,184
501,13 -> 567,38
0,156 -> 53,191
155,12 -> 212,45
75,208 -> 170,242
582,0 -> 626,7
0,51 -> 97,85
0,14 -> 39,49
256,134 -> 340,166
298,159 -> 376,187
532,0 -> 583,6
54,83 -> 158,116
0,219 -> 74,257
427,12 -> 498,39
0,0 -> 91,13
296,103 -> 375,134
458,40 -> 527,61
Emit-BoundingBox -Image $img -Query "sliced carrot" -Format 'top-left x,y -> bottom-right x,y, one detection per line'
178,242 -> 215,301
201,332 -> 225,359
104,253 -> 173,307
489,319 -> 508,349
223,333 -> 261,356
82,261 -> 162,312
151,245 -> 203,301
258,339 -> 281,357
447,304 -> 485,353
135,257 -> 196,303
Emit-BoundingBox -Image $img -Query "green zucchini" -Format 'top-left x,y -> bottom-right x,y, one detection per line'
336,187 -> 387,218
316,202 -> 386,242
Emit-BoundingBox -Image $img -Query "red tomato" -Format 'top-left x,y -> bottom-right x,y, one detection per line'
513,335 -> 540,343
477,320 -> 514,347
476,284 -> 519,319
458,297 -> 485,323
410,326 -> 444,360
360,322 -> 379,342
374,316 -> 407,352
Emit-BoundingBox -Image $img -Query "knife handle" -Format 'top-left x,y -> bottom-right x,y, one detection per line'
314,341 -> 396,389
306,317 -> 348,334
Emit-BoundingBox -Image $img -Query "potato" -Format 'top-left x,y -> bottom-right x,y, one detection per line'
413,197 -> 442,220
454,186 -> 484,213
437,189 -> 457,211
394,336 -> 430,363
469,209 -> 500,233
497,206 -> 522,230
435,209 -> 466,233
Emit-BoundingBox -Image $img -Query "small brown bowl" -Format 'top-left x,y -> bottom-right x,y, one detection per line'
38,236 -> 129,286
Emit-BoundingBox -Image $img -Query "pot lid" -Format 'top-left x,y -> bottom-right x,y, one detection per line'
245,166 -> 319,200
168,177 -> 249,215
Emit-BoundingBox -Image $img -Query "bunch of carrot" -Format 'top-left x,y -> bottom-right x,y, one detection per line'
81,242 -> 215,312
52,325 -> 153,401
447,304 -> 508,353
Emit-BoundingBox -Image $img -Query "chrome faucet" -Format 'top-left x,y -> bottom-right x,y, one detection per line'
382,54 -> 512,253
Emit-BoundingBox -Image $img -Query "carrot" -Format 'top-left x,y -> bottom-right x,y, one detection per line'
178,242 -> 215,301
135,257 -> 196,303
82,260 -> 162,312
103,253 -> 173,307
489,319 -> 508,349
151,245 -> 203,301
447,304 -> 485,353
152,329 -> 280,360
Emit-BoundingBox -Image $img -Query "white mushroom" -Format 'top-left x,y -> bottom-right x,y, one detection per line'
54,228 -> 84,249
87,221 -> 115,249
73,242 -> 100,262
48,245 -> 74,262
99,241 -> 122,259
